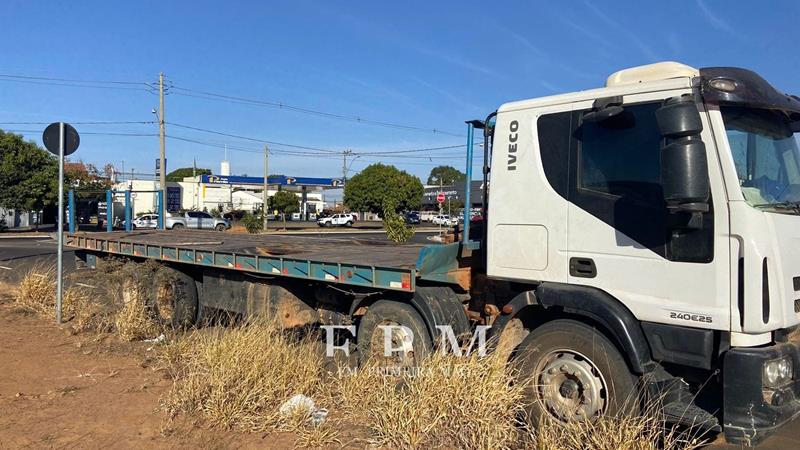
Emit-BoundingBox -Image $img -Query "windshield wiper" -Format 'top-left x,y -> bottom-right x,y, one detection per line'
753,201 -> 800,214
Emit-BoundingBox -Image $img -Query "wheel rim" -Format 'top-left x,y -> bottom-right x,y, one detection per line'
535,349 -> 608,422
368,319 -> 416,367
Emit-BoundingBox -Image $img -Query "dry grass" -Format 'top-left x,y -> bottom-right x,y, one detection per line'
526,412 -> 703,450
13,260 -> 162,339
158,318 -> 336,446
330,351 -> 523,450
115,278 -> 162,341
157,318 -> 705,450
15,264 -> 56,315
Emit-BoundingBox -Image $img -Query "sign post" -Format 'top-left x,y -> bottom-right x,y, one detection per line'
43,122 -> 79,324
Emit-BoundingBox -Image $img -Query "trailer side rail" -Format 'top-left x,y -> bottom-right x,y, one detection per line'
68,234 -> 416,292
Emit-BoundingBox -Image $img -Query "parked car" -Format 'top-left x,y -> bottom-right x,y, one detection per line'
317,213 -> 354,227
166,211 -> 231,231
432,214 -> 458,226
132,214 -> 159,229
404,212 -> 421,225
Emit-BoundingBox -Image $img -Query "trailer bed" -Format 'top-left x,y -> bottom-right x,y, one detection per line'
66,230 -> 424,292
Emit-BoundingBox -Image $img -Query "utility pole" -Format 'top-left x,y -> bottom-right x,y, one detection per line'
262,145 -> 269,232
342,149 -> 353,184
158,72 -> 167,226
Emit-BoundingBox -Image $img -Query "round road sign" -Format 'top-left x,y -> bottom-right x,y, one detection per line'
436,192 -> 445,203
42,122 -> 80,156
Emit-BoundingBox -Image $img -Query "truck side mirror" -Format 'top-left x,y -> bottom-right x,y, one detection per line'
656,95 -> 710,213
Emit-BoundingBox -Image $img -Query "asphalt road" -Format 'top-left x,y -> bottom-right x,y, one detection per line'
1,233 -> 798,448
0,237 -> 76,283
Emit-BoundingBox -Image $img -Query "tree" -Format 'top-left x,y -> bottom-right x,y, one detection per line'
427,165 -> 465,186
344,163 -> 423,216
65,160 -> 113,190
344,164 -> 422,242
0,131 -> 59,214
268,190 -> 300,228
166,167 -> 211,181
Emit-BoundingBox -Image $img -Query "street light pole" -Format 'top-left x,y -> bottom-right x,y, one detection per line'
158,72 -> 167,227
262,145 -> 269,232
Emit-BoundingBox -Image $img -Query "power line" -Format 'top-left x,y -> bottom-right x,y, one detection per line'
0,121 -> 155,125
166,122 -> 341,153
170,85 -> 464,137
0,73 -> 145,85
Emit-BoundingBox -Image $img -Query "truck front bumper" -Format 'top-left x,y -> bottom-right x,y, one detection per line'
723,336 -> 800,446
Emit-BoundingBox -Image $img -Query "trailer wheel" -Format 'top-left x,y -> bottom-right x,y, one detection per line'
153,268 -> 198,329
513,319 -> 638,428
357,300 -> 431,367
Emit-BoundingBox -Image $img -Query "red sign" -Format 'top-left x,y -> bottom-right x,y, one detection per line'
436,192 -> 445,203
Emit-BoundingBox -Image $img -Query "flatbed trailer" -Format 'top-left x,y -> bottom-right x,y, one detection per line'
66,230 -> 426,292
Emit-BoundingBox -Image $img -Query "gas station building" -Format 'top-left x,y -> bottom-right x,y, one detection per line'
114,174 -> 343,218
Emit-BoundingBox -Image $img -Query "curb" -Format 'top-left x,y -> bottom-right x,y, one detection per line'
0,234 -> 55,240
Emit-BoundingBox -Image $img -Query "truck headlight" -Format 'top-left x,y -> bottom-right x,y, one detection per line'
763,356 -> 794,388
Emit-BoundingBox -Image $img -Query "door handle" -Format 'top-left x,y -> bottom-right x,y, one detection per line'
569,257 -> 597,278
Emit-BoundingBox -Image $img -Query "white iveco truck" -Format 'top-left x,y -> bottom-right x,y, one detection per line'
69,61 -> 800,446
485,62 -> 800,445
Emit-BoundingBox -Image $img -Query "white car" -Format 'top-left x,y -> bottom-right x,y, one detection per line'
132,214 -> 158,229
317,213 -> 354,227
432,215 -> 458,226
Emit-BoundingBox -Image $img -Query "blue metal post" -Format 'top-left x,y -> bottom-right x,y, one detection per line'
106,190 -> 113,232
156,190 -> 164,229
68,190 -> 75,234
124,190 -> 132,231
462,123 -> 474,243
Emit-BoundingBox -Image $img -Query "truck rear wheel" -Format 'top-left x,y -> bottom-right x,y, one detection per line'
357,300 -> 431,367
513,319 -> 638,428
153,267 -> 198,329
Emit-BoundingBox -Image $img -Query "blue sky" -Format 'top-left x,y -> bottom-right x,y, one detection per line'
2,0 -> 798,182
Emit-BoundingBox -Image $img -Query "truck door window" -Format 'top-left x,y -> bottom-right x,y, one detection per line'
577,103 -> 662,204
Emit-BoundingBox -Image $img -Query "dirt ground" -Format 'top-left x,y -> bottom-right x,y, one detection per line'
0,291 -> 298,450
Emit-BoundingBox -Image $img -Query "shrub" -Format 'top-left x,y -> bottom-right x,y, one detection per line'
242,212 -> 263,234
383,209 -> 414,243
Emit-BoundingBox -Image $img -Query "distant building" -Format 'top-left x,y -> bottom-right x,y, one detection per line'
113,174 -> 342,219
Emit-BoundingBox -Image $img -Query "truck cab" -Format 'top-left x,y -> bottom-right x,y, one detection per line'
485,62 -> 800,444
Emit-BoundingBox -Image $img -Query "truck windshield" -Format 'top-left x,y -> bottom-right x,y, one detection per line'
721,106 -> 800,210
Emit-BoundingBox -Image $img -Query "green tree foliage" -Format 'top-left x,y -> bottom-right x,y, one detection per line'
344,164 -> 423,216
427,165 -> 466,186
0,131 -> 59,212
268,190 -> 300,228
383,209 -> 414,242
166,167 -> 211,181
242,212 -> 263,234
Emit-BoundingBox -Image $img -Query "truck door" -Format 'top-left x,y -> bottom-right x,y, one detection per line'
565,89 -> 731,330
186,211 -> 200,229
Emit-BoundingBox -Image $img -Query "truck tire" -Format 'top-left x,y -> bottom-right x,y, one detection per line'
214,223 -> 226,231
153,267 -> 198,329
513,319 -> 638,428
357,300 -> 431,367
171,223 -> 184,230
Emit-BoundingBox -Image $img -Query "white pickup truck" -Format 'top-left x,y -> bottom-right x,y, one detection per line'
316,213 -> 353,227
166,211 -> 230,231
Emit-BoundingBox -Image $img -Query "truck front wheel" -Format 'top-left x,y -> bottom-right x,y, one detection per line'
357,300 -> 431,367
513,319 -> 638,427
171,223 -> 184,230
153,267 -> 198,329
214,224 -> 226,231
